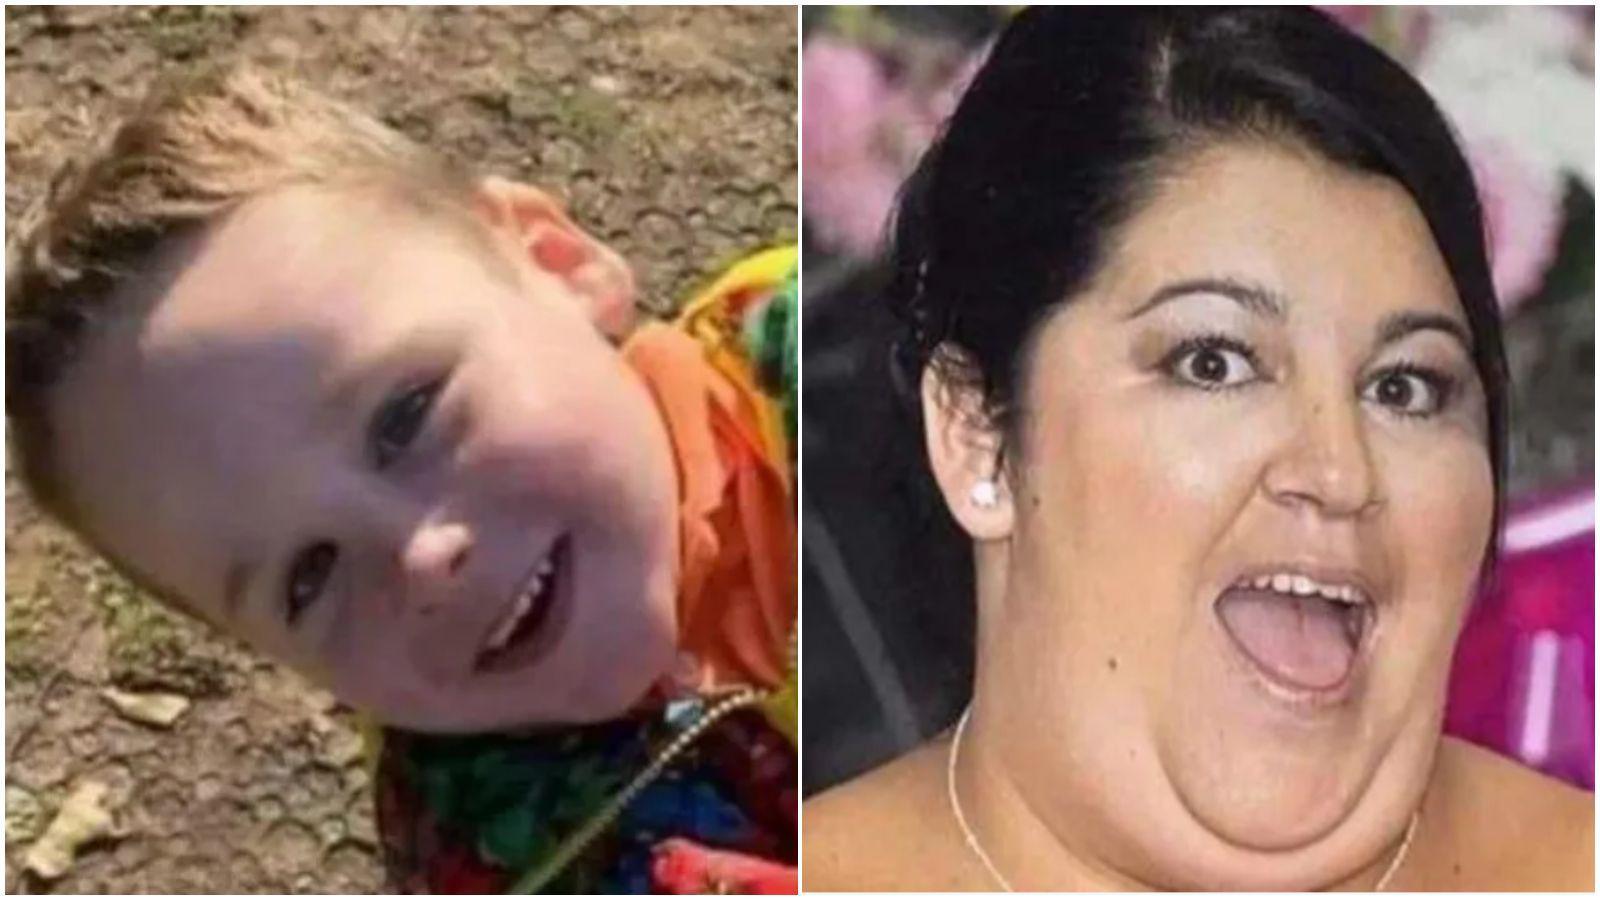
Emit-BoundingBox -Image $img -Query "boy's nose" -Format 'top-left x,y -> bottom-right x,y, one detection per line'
398,521 -> 473,612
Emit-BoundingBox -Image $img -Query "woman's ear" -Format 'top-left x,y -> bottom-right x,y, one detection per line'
921,346 -> 1015,542
473,176 -> 636,338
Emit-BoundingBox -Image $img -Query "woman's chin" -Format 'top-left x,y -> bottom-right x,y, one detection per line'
1174,763 -> 1357,852
1144,750 -> 1373,891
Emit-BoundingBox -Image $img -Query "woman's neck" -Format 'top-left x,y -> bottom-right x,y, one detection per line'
951,703 -> 1158,891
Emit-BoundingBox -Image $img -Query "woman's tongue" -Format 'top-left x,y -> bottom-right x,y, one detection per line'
1216,587 -> 1357,690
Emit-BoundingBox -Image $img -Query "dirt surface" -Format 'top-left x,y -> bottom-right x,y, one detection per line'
4,6 -> 796,893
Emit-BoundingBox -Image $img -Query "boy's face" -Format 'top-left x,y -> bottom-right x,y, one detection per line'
51,184 -> 681,732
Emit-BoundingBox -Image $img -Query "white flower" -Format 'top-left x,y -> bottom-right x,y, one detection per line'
1417,7 -> 1594,189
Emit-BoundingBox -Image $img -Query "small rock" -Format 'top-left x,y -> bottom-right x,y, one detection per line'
262,36 -> 301,64
317,728 -> 365,769
7,785 -> 45,842
302,687 -> 339,715
302,766 -> 341,801
280,780 -> 312,809
557,12 -> 594,43
193,775 -> 225,804
251,796 -> 286,824
342,768 -> 371,796
315,815 -> 347,847
589,74 -> 623,96
345,810 -> 378,849
24,780 -> 115,880
65,728 -> 104,758
101,688 -> 190,728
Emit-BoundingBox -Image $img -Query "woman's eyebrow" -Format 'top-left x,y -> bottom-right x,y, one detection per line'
1375,310 -> 1473,353
1125,279 -> 1476,352
1123,276 -> 1289,321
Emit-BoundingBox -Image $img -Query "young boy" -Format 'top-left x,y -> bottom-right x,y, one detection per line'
6,65 -> 796,893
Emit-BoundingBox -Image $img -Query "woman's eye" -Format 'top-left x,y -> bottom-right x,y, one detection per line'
1365,366 -> 1451,417
370,379 -> 443,469
286,541 -> 338,626
1162,338 -> 1260,390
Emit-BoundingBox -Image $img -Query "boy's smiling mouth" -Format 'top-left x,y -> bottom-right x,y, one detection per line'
474,534 -> 573,673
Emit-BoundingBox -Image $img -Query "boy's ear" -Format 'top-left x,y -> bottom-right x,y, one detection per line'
473,176 -> 636,338
921,345 -> 1014,542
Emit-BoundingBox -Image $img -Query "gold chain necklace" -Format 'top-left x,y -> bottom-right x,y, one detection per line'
945,705 -> 1419,892
510,685 -> 766,893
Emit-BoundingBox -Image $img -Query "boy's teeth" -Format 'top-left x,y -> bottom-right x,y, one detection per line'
486,591 -> 534,651
482,547 -> 564,656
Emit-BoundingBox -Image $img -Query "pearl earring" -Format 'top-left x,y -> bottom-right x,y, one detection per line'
970,480 -> 999,509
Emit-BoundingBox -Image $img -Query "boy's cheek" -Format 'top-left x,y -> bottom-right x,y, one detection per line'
464,404 -> 647,511
558,616 -> 678,721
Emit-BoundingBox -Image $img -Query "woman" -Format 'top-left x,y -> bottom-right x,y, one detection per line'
803,8 -> 1593,891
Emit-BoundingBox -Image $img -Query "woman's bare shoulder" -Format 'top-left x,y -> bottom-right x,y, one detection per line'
803,740 -> 978,892
1425,736 -> 1594,890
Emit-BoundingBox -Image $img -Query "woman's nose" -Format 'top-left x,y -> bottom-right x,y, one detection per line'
397,520 -> 474,613
1262,396 -> 1383,520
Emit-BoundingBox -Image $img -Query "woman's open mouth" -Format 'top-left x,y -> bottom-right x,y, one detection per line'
474,535 -> 574,674
1214,569 -> 1376,703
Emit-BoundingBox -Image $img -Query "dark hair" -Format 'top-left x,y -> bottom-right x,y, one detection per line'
887,6 -> 1508,550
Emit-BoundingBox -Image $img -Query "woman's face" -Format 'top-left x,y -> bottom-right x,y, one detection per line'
967,141 -> 1493,886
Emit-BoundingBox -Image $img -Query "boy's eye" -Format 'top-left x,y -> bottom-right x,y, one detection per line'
1160,336 -> 1262,390
1364,366 -> 1453,418
286,541 -> 338,625
370,378 -> 443,469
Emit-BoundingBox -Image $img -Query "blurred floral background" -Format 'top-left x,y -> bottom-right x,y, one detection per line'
802,7 -> 1595,793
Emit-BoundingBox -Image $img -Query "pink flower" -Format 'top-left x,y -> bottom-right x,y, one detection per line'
1318,6 -> 1379,34
804,162 -> 904,257
802,38 -> 888,174
1318,7 -> 1433,64
803,37 -> 988,257
802,38 -> 902,255
1465,135 -> 1564,313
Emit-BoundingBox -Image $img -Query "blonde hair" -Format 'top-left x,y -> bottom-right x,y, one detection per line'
6,62 -> 484,540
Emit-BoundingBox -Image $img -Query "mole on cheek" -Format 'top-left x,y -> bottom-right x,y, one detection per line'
1107,656 -> 1118,671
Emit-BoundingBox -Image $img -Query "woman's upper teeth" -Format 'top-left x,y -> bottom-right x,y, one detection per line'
1239,572 -> 1364,605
